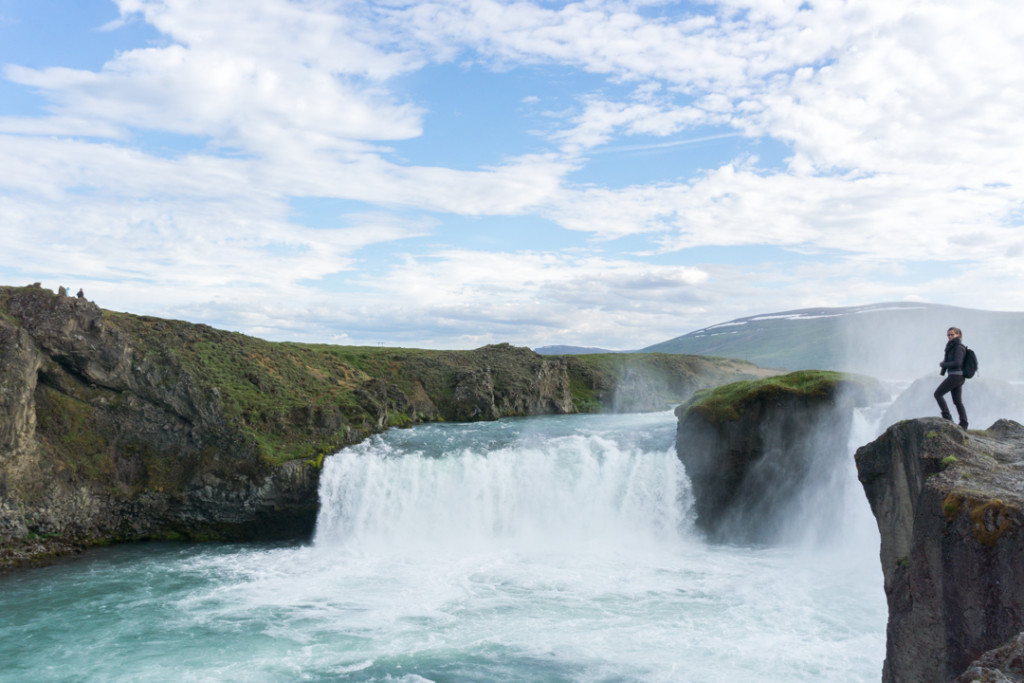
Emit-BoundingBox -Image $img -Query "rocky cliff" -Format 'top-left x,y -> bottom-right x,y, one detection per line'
675,370 -> 886,544
856,418 -> 1024,683
1,284 -> 766,571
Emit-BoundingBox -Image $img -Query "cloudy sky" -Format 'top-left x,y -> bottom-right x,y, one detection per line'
1,0 -> 1022,350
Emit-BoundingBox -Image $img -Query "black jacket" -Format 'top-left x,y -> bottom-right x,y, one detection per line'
940,338 -> 966,375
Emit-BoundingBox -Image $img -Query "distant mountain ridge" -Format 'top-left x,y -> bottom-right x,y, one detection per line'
642,302 -> 1024,380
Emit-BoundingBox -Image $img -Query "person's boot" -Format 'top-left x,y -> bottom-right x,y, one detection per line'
941,412 -> 953,421
959,420 -> 969,429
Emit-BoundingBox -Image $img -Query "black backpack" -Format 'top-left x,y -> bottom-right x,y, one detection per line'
962,346 -> 978,379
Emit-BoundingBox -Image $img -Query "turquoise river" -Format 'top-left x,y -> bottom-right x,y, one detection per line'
0,409 -> 888,682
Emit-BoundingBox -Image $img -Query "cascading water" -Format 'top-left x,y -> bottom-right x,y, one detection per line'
314,417 -> 692,556
0,409 -> 891,683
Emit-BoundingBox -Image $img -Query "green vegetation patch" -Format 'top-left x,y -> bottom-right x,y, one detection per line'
104,312 -> 405,464
682,370 -> 849,426
34,385 -> 114,481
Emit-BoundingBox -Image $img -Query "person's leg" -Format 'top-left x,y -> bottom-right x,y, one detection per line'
951,378 -> 967,428
934,376 -> 956,420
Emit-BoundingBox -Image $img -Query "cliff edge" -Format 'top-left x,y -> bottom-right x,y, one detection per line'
856,418 -> 1024,683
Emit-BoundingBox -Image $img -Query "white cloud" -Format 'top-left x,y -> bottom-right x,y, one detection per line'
314,248 -> 713,347
554,97 -> 708,154
2,0 -> 1023,348
5,48 -> 424,153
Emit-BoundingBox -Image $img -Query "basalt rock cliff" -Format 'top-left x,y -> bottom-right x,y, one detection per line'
675,370 -> 886,544
856,418 -> 1024,683
1,284 -> 766,571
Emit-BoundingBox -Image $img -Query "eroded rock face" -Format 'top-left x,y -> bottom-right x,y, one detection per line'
1,305 -> 318,572
0,290 -> 337,569
0,320 -> 43,542
856,418 -> 1024,683
675,372 -> 885,544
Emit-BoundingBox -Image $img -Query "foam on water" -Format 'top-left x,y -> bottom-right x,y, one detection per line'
0,410 -> 888,682
314,418 -> 691,556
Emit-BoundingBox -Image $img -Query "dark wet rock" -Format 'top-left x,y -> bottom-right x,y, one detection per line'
856,418 -> 1024,683
675,370 -> 886,544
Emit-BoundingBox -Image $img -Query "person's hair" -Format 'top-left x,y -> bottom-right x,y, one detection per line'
947,326 -> 962,337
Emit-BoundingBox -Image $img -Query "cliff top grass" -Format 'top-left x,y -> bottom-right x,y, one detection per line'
682,369 -> 855,425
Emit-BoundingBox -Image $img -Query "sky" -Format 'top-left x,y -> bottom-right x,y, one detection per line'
1,0 -> 1022,350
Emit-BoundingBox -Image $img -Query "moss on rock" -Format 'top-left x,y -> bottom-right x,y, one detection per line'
681,369 -> 880,426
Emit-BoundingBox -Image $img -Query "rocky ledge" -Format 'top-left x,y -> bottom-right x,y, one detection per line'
856,417 -> 1024,683
675,370 -> 885,543
1,284 -> 766,571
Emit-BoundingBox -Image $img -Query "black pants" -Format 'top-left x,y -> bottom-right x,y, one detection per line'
934,375 -> 967,427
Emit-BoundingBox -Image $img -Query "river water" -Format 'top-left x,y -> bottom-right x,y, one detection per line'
0,410 -> 887,682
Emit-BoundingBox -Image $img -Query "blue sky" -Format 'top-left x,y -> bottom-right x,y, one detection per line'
1,0 -> 1022,350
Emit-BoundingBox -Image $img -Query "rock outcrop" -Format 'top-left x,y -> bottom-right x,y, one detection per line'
675,370 -> 886,543
1,284 -> 767,571
856,418 -> 1024,683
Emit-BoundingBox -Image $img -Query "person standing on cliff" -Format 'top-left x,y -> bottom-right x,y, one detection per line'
935,326 -> 968,429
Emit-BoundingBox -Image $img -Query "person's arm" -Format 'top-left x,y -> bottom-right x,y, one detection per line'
941,344 -> 966,371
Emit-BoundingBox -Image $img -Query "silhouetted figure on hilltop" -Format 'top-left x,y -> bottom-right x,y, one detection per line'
76,288 -> 85,299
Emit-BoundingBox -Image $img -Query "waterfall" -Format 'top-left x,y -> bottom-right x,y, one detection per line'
314,416 -> 693,555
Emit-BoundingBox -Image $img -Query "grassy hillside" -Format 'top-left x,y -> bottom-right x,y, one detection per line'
3,285 -> 772,469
